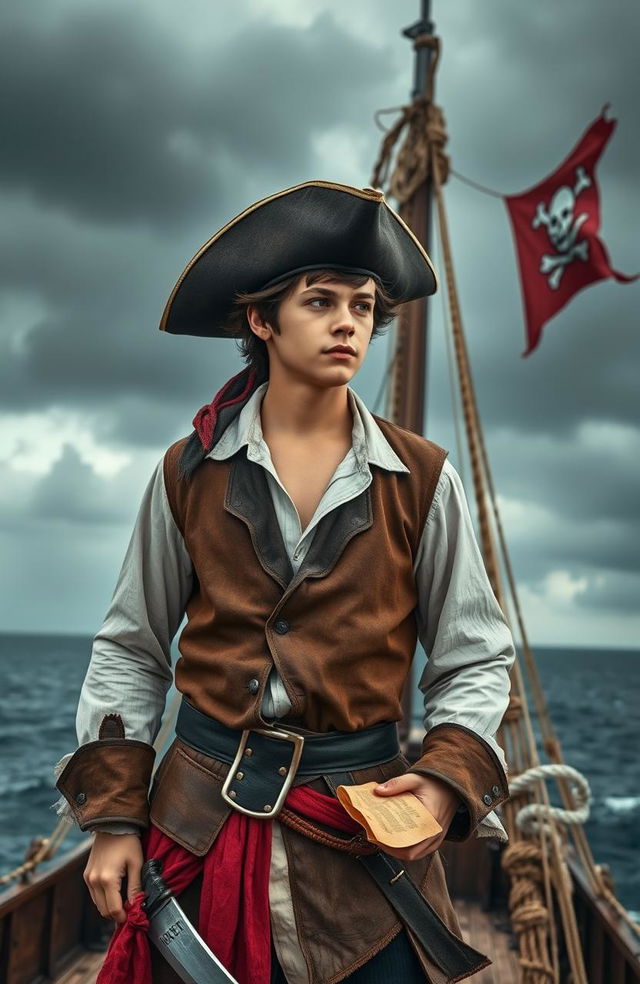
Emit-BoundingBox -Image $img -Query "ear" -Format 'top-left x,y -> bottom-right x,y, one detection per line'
247,304 -> 273,341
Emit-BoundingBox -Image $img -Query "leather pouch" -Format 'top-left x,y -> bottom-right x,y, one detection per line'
149,739 -> 233,855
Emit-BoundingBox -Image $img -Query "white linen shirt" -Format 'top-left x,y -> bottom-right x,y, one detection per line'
55,382 -> 514,983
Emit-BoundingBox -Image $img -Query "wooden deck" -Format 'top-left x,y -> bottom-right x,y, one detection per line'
55,949 -> 105,984
56,900 -> 521,983
456,899 -> 521,983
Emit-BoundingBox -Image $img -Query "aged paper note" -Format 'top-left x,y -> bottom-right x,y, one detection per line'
337,781 -> 442,849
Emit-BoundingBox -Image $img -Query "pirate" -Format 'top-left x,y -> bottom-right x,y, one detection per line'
55,181 -> 515,984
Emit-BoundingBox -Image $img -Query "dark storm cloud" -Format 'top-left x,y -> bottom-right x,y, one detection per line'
492,427 -> 640,526
429,0 -> 640,443
29,444 -> 130,523
429,222 -> 640,439
1,5 -> 394,228
507,515 -> 640,585
1,0 -> 638,639
439,0 -> 640,190
0,191 -> 244,430
574,570 -> 640,614
0,2 -> 397,432
427,407 -> 640,600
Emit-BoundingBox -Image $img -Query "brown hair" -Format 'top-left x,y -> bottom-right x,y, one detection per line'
223,269 -> 399,380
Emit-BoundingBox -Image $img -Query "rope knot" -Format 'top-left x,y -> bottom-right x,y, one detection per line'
370,34 -> 449,201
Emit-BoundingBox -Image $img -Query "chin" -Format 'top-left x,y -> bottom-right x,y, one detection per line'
321,368 -> 357,387
286,362 -> 359,389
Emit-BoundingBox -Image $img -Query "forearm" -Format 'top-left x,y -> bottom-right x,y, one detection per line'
415,606 -> 513,840
413,459 -> 515,840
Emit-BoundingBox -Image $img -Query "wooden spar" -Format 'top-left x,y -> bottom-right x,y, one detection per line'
386,1 -> 435,744
387,0 -> 434,439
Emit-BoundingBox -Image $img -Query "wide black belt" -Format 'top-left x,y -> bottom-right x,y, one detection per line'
175,699 -> 400,819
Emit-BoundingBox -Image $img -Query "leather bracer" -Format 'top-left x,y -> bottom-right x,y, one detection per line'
408,722 -> 509,841
56,714 -> 156,831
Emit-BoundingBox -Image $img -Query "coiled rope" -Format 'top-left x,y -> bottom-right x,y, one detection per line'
510,764 -> 591,834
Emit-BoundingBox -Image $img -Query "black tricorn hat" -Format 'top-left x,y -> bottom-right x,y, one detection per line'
160,180 -> 438,338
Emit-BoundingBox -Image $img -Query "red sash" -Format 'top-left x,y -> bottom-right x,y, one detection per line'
97,785 -> 362,984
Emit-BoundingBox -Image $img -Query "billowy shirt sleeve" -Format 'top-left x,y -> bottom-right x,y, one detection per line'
413,458 -> 515,841
53,458 -> 193,827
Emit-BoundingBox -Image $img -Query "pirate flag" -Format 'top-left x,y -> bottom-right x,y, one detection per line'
505,109 -> 637,356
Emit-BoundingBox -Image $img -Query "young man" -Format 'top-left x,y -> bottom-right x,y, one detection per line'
55,181 -> 514,984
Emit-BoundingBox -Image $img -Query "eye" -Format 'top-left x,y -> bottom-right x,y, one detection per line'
308,297 -> 330,308
354,302 -> 372,314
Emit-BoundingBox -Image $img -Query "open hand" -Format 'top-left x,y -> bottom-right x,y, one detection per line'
373,772 -> 461,861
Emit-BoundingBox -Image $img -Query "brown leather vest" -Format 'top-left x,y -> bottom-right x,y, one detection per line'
163,416 -> 447,734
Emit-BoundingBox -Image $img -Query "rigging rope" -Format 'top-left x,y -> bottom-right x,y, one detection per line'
379,40 -> 640,949
372,339 -> 397,416
434,192 -> 468,487
369,31 -> 636,977
449,167 -> 505,199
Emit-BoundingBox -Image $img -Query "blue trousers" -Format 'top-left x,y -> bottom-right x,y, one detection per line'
270,929 -> 426,983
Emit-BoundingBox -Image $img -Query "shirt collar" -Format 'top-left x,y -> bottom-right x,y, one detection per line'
207,381 -> 409,474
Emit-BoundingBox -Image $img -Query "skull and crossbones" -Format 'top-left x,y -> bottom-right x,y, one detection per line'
532,166 -> 591,289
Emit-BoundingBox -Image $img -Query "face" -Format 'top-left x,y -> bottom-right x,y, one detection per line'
248,275 -> 376,389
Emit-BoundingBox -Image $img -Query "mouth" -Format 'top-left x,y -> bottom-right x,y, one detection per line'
325,345 -> 357,357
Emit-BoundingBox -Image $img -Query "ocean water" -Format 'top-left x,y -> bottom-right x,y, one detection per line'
0,633 -> 638,917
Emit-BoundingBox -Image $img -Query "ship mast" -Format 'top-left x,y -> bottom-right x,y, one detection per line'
386,0 -> 434,436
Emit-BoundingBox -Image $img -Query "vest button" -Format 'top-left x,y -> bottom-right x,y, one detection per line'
247,678 -> 260,695
482,793 -> 493,806
274,619 -> 290,635
75,792 -> 87,806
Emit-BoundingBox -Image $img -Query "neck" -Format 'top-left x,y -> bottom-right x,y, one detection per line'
260,377 -> 352,440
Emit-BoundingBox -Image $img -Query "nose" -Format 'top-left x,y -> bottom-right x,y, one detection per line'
330,303 -> 356,336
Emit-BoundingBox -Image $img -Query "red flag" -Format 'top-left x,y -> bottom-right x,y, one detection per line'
505,110 -> 637,356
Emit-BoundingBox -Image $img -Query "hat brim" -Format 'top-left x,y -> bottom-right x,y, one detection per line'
160,181 -> 438,338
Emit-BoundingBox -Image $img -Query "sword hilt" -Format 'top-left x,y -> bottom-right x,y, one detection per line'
142,858 -> 173,919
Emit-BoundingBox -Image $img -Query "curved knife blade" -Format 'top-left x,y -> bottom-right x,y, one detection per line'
142,858 -> 239,984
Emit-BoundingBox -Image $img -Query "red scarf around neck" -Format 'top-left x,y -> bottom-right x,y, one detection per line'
192,367 -> 258,452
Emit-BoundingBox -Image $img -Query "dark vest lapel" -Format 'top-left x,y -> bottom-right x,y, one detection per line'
293,486 -> 373,585
224,451 -> 293,590
224,451 -> 374,594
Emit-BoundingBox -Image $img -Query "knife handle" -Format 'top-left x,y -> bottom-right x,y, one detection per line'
142,858 -> 173,919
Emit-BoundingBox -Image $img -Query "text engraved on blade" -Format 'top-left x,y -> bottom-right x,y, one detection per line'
160,919 -> 186,946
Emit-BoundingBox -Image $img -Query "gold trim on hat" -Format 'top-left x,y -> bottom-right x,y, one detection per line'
159,180 -> 437,333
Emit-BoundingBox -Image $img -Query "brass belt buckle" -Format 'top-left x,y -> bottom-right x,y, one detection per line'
221,726 -> 305,818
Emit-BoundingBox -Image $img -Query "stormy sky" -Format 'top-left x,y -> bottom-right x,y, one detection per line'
1,0 -> 638,649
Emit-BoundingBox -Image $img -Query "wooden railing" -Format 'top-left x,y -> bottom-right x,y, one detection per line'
569,848 -> 640,984
438,836 -> 640,984
0,842 -> 108,984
